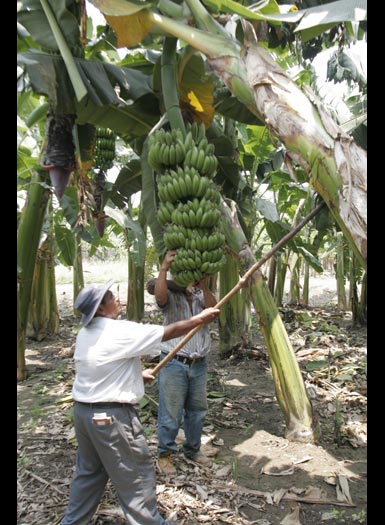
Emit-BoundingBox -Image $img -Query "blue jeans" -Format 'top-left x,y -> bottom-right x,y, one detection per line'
157,355 -> 208,459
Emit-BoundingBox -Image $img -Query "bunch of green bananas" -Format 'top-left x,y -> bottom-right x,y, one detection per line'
149,122 -> 226,288
148,128 -> 186,172
93,127 -> 116,171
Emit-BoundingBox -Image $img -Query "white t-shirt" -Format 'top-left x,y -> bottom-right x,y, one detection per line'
72,317 -> 164,404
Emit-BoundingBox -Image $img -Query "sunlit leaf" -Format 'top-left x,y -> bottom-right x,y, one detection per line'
90,0 -> 151,17
202,0 -> 279,19
294,0 -> 367,42
105,11 -> 152,48
179,52 -> 215,127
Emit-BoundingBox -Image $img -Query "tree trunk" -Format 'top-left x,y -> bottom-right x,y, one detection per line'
336,233 -> 347,310
126,200 -> 146,321
267,256 -> 276,297
358,271 -> 367,325
289,200 -> 305,305
17,171 -> 51,380
289,252 -> 300,305
301,261 -> 310,307
222,200 -> 319,441
274,253 -> 288,307
218,251 -> 250,355
244,249 -> 318,441
349,251 -> 366,326
28,232 -> 59,340
127,255 -> 144,321
73,233 -> 84,316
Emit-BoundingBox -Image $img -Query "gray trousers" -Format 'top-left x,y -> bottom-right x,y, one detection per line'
61,402 -> 167,525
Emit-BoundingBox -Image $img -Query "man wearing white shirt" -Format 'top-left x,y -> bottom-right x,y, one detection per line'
60,280 -> 219,525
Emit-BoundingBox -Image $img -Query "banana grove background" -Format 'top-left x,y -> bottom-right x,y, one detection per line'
17,1 -> 366,521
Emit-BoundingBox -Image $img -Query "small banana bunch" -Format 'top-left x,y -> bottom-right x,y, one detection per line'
148,128 -> 186,172
93,127 -> 116,171
148,122 -> 226,288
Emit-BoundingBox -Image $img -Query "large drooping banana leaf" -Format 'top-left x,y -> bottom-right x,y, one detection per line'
202,0 -> 366,42
107,158 -> 143,208
17,51 -> 160,140
18,0 -> 81,52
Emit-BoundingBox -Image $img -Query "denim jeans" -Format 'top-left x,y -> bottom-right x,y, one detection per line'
157,355 -> 208,459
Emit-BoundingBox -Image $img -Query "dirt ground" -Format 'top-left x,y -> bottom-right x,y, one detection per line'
17,276 -> 367,525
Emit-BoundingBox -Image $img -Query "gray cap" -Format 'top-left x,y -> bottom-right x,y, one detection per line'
74,280 -> 114,326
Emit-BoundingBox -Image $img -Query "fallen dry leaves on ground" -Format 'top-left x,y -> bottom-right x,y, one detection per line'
17,303 -> 366,525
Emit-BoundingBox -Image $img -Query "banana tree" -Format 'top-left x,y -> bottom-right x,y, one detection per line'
90,0 -> 366,267
16,2 -> 364,438
219,198 -> 323,441
103,202 -> 147,321
137,22 -> 321,441
17,169 -> 52,380
28,199 -> 60,340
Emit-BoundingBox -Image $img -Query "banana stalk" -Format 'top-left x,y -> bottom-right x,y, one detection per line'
248,270 -> 318,441
161,37 -> 186,135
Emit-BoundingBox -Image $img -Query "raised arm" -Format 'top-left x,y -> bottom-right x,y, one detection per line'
154,250 -> 176,307
194,278 -> 217,308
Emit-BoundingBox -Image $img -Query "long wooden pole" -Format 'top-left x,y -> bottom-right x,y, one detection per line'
151,202 -> 325,375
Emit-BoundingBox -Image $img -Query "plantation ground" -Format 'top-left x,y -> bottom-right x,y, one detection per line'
17,274 -> 367,524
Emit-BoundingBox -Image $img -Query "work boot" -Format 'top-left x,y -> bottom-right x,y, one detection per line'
157,455 -> 177,475
190,452 -> 212,467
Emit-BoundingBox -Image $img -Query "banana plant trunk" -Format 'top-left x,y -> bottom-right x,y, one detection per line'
218,251 -> 251,355
127,254 -> 144,321
126,200 -> 146,321
267,256 -> 276,296
349,250 -> 366,326
47,247 -> 60,334
73,232 -> 84,315
289,252 -> 300,305
28,231 -> 59,340
247,267 -> 318,441
289,199 -> 305,305
222,200 -> 319,441
274,253 -> 289,306
336,233 -> 347,310
302,261 -> 310,306
17,171 -> 51,380
359,271 -> 367,324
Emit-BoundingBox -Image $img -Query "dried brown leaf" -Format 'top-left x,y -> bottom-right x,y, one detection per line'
280,505 -> 301,525
336,474 -> 353,504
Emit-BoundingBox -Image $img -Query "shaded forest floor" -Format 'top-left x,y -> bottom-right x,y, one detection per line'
17,280 -> 367,525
